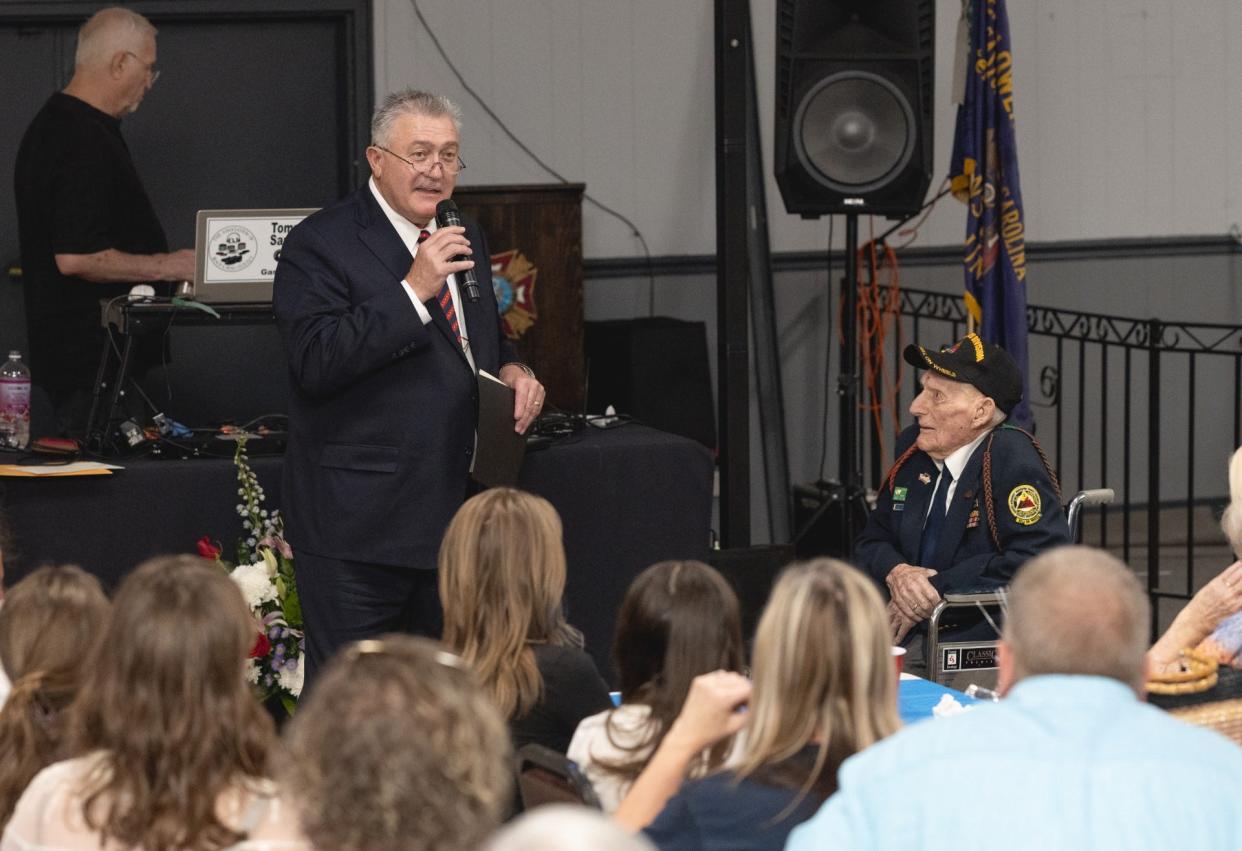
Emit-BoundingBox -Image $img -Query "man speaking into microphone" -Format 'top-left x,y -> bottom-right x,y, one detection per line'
273,89 -> 544,686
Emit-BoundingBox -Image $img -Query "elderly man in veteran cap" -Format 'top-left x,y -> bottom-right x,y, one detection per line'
855,333 -> 1071,645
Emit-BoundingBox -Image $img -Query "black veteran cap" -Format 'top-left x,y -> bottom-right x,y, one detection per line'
903,333 -> 1023,415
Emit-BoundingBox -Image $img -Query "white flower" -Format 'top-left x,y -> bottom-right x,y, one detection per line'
245,658 -> 262,685
230,561 -> 277,609
278,662 -> 305,697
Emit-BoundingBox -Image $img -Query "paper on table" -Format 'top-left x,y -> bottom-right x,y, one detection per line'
0,461 -> 123,477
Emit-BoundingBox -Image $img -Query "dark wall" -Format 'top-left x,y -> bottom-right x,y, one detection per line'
0,1 -> 372,425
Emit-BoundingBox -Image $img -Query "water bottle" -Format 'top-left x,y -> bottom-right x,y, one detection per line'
0,351 -> 32,450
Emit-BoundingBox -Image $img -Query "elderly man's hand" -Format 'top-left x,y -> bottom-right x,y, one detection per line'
886,563 -> 941,622
888,601 -> 919,644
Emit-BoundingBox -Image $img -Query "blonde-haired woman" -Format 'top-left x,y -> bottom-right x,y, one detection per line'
1149,447 -> 1242,674
0,565 -> 110,830
614,558 -> 901,851
440,487 -> 610,753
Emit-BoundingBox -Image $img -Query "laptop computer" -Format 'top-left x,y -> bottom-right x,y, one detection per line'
191,208 -> 317,303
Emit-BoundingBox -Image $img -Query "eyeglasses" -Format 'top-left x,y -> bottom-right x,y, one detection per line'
124,51 -> 160,84
373,144 -> 466,176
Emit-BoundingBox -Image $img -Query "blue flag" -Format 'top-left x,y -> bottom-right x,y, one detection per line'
950,0 -> 1031,428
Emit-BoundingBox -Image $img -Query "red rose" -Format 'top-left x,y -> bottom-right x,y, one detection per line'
196,536 -> 223,560
249,631 -> 271,659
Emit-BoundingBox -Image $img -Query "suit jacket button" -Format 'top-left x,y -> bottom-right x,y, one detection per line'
465,445 -> 474,457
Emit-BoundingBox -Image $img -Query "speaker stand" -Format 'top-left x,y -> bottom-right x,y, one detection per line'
833,213 -> 867,555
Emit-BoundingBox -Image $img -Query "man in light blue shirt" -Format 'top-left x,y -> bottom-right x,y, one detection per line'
787,546 -> 1242,851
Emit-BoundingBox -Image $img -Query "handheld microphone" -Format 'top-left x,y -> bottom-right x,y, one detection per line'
435,199 -> 481,302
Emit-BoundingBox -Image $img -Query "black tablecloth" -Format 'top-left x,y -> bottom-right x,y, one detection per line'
0,424 -> 713,680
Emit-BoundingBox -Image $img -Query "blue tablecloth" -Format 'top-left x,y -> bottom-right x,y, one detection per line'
898,676 -> 979,723
613,679 -> 976,722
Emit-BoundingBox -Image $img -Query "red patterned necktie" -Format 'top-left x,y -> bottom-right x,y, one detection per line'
419,229 -> 462,347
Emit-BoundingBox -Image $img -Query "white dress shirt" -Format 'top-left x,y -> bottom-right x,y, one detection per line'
924,429 -> 991,523
368,178 -> 475,373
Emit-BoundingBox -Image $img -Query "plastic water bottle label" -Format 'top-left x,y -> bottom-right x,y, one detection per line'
0,377 -> 31,448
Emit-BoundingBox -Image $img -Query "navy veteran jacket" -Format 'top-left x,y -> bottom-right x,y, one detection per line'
855,424 -> 1071,595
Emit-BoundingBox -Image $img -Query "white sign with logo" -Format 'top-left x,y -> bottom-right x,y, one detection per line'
193,208 -> 317,303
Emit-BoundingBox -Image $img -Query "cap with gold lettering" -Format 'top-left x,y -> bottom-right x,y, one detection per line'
903,332 -> 1023,415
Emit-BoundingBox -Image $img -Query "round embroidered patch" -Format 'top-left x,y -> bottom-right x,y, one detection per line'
1008,484 -> 1042,525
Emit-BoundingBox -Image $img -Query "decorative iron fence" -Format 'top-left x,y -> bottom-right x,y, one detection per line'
861,287 -> 1242,635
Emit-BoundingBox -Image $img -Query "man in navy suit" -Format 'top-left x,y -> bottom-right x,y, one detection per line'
274,89 -> 544,685
854,334 -> 1070,645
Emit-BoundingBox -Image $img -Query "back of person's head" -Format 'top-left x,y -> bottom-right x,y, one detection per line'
602,560 -> 743,781
285,635 -> 512,851
486,804 -> 656,851
439,487 -> 577,718
1219,446 -> 1242,557
736,558 -> 900,800
1002,545 -> 1149,693
70,554 -> 273,849
74,6 -> 156,70
0,565 -> 109,827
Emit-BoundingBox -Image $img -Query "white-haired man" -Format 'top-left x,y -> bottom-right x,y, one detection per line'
273,89 -> 544,688
855,333 -> 1070,646
788,546 -> 1242,850
15,7 -> 195,435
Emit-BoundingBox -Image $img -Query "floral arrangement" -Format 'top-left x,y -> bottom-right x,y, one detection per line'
197,438 -> 303,714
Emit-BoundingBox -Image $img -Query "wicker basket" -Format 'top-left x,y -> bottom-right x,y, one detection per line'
1169,698 -> 1242,745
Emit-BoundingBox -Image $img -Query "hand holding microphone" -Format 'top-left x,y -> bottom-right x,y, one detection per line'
405,225 -> 474,303
435,199 -> 481,302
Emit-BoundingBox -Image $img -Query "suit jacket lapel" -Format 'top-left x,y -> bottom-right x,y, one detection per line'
900,454 -> 938,563
934,442 -> 987,570
356,190 -> 412,283
427,284 -> 471,366
355,189 -> 471,368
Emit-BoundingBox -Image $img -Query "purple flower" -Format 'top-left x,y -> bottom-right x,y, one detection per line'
285,658 -> 298,672
268,626 -> 281,640
274,644 -> 286,659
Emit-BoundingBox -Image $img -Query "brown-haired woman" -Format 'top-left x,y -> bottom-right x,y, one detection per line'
568,560 -> 744,811
284,635 -> 512,851
1,554 -> 303,851
440,487 -> 611,753
615,558 -> 902,851
0,565 -> 110,830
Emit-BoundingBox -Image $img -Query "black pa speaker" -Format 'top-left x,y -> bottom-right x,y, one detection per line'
584,318 -> 716,450
774,0 -> 935,218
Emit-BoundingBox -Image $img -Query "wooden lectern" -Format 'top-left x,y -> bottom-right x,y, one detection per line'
454,184 -> 585,413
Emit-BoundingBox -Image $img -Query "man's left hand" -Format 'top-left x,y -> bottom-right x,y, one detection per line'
499,363 -> 545,434
886,563 -> 942,622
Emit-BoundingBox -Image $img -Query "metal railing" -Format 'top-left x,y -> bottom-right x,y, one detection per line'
860,287 -> 1242,634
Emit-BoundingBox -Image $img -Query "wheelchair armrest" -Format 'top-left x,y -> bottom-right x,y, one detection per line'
942,591 -> 1005,605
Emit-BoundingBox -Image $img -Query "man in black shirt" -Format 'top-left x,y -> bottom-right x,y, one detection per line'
14,6 -> 194,436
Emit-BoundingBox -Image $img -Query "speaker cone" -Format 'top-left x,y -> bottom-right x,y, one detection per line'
793,71 -> 916,194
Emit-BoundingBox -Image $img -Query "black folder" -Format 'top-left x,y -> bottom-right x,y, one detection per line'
471,370 -> 525,487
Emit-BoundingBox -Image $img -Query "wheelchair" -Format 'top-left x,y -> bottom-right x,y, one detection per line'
925,488 -> 1115,689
